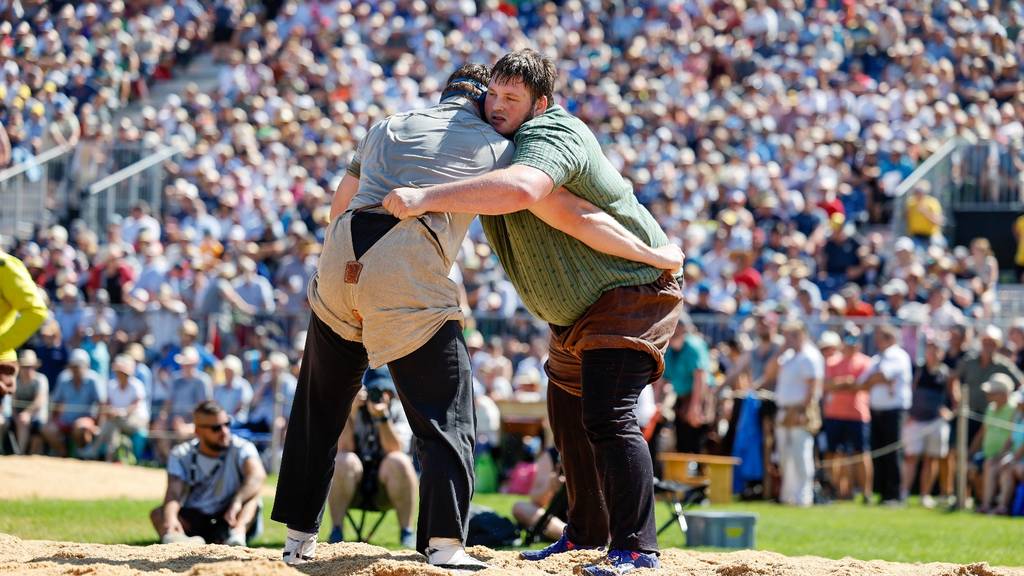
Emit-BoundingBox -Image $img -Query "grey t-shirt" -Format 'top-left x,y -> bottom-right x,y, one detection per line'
166,372 -> 213,420
167,436 -> 261,515
308,97 -> 514,366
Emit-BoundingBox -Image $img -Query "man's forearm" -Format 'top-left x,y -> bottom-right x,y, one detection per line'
418,165 -> 553,215
528,189 -> 675,268
378,420 -> 402,454
234,472 -> 264,504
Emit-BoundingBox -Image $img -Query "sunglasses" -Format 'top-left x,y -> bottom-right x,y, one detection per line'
0,364 -> 16,376
197,422 -> 230,432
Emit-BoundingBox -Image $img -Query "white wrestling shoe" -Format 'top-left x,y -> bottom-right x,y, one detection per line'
282,531 -> 317,565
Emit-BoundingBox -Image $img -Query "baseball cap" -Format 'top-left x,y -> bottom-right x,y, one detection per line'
112,354 -> 136,375
363,367 -> 396,394
894,237 -> 915,253
981,373 -> 1015,395
18,349 -> 40,367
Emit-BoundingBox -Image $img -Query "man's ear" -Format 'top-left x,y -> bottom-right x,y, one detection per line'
534,95 -> 548,116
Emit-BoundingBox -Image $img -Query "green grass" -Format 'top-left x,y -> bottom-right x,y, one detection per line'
0,495 -> 1021,566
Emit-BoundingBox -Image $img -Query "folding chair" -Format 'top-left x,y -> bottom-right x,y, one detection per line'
345,485 -> 393,543
654,479 -> 707,538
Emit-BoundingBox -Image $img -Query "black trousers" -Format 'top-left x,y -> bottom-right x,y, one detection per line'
548,348 -> 659,553
271,314 -> 476,555
870,408 -> 906,501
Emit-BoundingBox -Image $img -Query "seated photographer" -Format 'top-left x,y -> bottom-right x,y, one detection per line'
512,447 -> 567,541
326,368 -> 417,548
150,400 -> 266,546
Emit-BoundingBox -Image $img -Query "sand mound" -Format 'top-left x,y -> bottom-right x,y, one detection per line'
0,456 -> 275,500
0,534 -> 1020,576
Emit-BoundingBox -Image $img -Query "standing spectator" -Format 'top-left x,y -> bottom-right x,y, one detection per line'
84,354 -> 149,461
11,349 -> 48,454
860,325 -> 914,505
765,321 -> 824,507
1012,211 -> 1024,282
215,355 -> 252,424
905,181 -> 944,248
42,349 -> 103,457
665,318 -> 712,453
821,328 -> 873,501
902,338 -> 954,508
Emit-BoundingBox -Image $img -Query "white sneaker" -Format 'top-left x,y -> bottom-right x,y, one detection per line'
224,532 -> 247,547
282,533 -> 317,565
426,546 -> 489,572
162,533 -> 205,545
921,495 -> 937,509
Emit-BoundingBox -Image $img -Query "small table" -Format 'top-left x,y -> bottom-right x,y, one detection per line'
659,452 -> 740,505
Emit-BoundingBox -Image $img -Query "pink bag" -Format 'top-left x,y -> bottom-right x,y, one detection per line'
501,462 -> 537,495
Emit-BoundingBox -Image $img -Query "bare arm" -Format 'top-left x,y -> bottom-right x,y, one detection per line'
529,188 -> 682,271
233,457 -> 266,504
161,476 -> 187,533
330,172 -> 360,222
383,164 -> 555,218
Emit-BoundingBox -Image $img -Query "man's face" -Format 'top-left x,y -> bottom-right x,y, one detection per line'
484,77 -> 545,137
194,411 -> 232,452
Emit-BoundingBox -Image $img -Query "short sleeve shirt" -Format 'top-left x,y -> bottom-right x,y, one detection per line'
167,436 -> 261,515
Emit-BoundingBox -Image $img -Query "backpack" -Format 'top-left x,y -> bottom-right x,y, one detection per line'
466,508 -> 519,548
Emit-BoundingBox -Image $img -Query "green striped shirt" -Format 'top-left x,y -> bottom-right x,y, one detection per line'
481,105 -> 667,326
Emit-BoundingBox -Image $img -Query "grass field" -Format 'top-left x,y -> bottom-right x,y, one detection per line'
0,494 -> 1021,567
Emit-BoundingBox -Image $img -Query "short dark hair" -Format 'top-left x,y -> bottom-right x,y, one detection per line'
491,49 -> 556,107
194,400 -> 225,418
440,63 -> 491,103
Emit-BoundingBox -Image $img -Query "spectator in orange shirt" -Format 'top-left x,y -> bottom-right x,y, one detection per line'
840,284 -> 874,317
821,327 -> 873,501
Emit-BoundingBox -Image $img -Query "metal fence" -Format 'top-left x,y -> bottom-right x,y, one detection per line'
0,144 -> 73,241
81,142 -> 185,234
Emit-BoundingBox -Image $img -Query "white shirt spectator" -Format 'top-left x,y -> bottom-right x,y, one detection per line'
861,345 -> 914,410
107,376 -> 150,422
775,342 -> 825,408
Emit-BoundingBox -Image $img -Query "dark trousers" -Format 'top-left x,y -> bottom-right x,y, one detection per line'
548,348 -> 659,553
673,393 -> 710,454
271,314 -> 475,555
870,408 -> 906,502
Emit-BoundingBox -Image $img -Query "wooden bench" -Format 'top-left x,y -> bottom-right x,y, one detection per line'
659,452 -> 740,505
494,399 -> 551,445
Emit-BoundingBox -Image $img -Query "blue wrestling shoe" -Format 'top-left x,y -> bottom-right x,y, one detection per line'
520,528 -> 602,561
577,549 -> 660,575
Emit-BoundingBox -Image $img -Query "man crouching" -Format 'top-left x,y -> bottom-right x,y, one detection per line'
151,400 -> 266,545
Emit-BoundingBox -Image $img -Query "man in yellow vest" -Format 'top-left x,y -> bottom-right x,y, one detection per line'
905,181 -> 944,247
0,248 -> 48,399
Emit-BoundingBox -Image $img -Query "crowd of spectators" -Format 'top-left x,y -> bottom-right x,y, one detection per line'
3,0 -> 1024,515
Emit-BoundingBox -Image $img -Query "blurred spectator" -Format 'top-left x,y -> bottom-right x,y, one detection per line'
905,182 -> 944,248
860,325 -> 914,505
244,351 -> 295,434
153,346 -> 212,462
955,326 -> 1023,457
666,318 -> 713,454
42,348 -> 102,457
83,354 -> 148,461
512,447 -> 567,542
215,354 -> 252,424
10,349 -> 48,454
970,374 -> 1017,514
902,337 -> 954,508
768,321 -> 824,507
821,327 -> 873,502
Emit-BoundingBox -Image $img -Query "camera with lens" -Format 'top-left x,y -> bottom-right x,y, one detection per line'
366,386 -> 386,404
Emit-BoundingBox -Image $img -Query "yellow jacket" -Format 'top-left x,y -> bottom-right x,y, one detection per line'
0,251 -> 48,363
